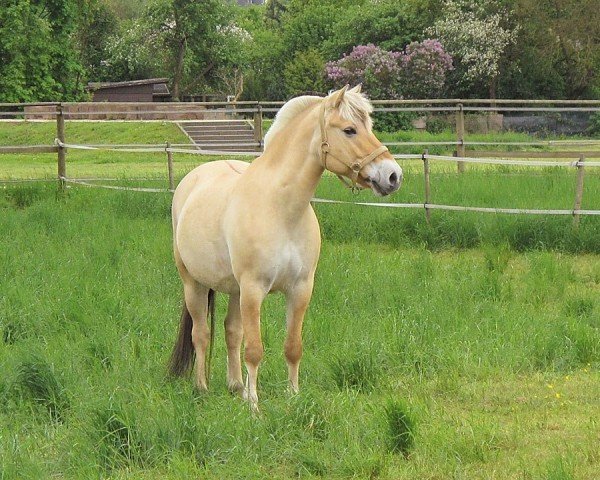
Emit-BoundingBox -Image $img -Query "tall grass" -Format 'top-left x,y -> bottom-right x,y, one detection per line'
1,182 -> 599,478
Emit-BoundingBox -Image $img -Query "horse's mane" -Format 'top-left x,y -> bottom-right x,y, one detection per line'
263,90 -> 374,151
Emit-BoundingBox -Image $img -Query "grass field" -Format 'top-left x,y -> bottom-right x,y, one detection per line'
1,122 -> 600,479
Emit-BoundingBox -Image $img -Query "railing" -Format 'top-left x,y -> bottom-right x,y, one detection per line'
1,100 -> 600,226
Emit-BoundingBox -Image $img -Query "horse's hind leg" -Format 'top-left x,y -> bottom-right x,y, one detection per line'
224,293 -> 244,395
183,280 -> 211,390
284,279 -> 314,394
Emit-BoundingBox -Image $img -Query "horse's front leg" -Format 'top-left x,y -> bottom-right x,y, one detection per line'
284,278 -> 314,394
224,293 -> 244,395
239,279 -> 267,412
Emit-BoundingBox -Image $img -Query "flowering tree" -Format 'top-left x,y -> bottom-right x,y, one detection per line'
400,39 -> 453,99
326,41 -> 453,99
427,0 -> 519,98
326,44 -> 403,99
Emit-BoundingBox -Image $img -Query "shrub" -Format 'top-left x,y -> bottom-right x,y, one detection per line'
284,48 -> 327,97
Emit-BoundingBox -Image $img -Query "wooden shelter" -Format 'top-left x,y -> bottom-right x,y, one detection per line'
87,78 -> 171,102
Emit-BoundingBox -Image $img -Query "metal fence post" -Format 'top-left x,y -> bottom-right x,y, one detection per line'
56,103 -> 66,190
456,103 -> 465,173
573,154 -> 586,229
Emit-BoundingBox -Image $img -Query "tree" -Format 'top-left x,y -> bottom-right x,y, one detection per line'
507,0 -> 600,99
326,41 -> 453,100
427,0 -> 519,98
400,39 -> 454,99
283,49 -> 326,97
0,0 -> 86,102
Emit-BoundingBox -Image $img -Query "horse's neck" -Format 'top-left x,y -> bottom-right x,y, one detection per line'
251,109 -> 323,218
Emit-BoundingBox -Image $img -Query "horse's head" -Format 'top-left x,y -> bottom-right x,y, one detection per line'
319,85 -> 402,196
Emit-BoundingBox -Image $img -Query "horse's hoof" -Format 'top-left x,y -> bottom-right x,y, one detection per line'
227,380 -> 245,396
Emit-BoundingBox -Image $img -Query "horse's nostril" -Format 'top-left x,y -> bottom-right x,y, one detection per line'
389,172 -> 398,185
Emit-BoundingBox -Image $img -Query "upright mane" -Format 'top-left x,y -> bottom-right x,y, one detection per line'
263,89 -> 374,151
263,95 -> 322,150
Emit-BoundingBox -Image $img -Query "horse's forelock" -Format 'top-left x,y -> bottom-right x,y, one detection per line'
337,90 -> 374,131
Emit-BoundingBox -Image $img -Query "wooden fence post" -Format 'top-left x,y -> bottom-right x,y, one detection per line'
166,142 -> 175,191
456,103 -> 465,173
423,149 -> 431,223
56,103 -> 66,190
573,154 -> 586,229
253,104 -> 263,149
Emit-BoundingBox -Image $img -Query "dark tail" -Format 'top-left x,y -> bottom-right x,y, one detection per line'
168,290 -> 216,381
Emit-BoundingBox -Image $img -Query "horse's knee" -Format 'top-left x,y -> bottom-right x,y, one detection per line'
284,339 -> 302,365
244,341 -> 263,367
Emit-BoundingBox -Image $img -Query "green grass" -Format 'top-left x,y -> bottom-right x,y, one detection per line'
1,121 -> 600,478
1,184 -> 599,479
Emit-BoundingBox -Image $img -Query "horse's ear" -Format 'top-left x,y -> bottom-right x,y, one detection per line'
332,85 -> 349,108
350,84 -> 362,94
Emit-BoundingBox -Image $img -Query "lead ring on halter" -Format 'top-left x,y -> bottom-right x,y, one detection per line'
318,99 -> 389,192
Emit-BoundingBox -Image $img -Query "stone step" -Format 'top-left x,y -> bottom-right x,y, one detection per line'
189,135 -> 256,142
196,144 -> 262,152
181,120 -> 251,128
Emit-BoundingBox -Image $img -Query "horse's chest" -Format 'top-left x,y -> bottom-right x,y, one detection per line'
259,239 -> 314,292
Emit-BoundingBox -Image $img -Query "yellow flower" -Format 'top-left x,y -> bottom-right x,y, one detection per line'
555,393 -> 561,399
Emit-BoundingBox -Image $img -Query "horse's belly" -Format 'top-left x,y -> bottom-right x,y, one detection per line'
175,176 -> 240,294
180,241 -> 239,294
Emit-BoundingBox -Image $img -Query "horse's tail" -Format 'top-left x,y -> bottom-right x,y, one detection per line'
168,290 -> 216,383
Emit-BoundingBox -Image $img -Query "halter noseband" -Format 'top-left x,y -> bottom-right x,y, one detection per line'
319,100 -> 389,191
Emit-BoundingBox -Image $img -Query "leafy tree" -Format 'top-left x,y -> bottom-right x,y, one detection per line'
506,0 -> 600,99
324,0 -> 430,59
0,0 -> 86,102
75,0 -> 119,81
283,49 -> 326,97
101,0 -> 236,99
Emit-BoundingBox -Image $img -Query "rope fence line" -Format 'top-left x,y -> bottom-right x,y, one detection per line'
36,141 -> 599,220
53,141 -> 600,167
56,178 -> 600,217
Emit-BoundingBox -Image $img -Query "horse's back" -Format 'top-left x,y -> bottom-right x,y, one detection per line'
173,160 -> 249,225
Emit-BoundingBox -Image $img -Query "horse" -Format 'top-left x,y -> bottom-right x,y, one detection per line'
168,85 -> 402,411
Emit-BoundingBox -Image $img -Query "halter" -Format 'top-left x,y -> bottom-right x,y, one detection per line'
319,100 -> 389,192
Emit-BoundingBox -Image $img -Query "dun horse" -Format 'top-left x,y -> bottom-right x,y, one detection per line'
169,85 -> 402,410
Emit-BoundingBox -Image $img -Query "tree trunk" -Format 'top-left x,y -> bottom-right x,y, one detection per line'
172,36 -> 186,101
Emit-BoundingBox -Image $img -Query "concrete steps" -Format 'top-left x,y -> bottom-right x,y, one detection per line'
178,120 -> 262,153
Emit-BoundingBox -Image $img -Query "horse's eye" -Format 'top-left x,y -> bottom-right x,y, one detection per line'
343,127 -> 357,136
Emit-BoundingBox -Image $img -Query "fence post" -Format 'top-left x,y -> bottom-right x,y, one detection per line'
56,103 -> 66,190
166,142 -> 175,191
456,103 -> 465,173
423,149 -> 431,223
573,154 -> 586,229
253,104 -> 263,149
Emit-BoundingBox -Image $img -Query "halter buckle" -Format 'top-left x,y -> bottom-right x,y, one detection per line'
351,162 -> 362,173
320,141 -> 330,153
